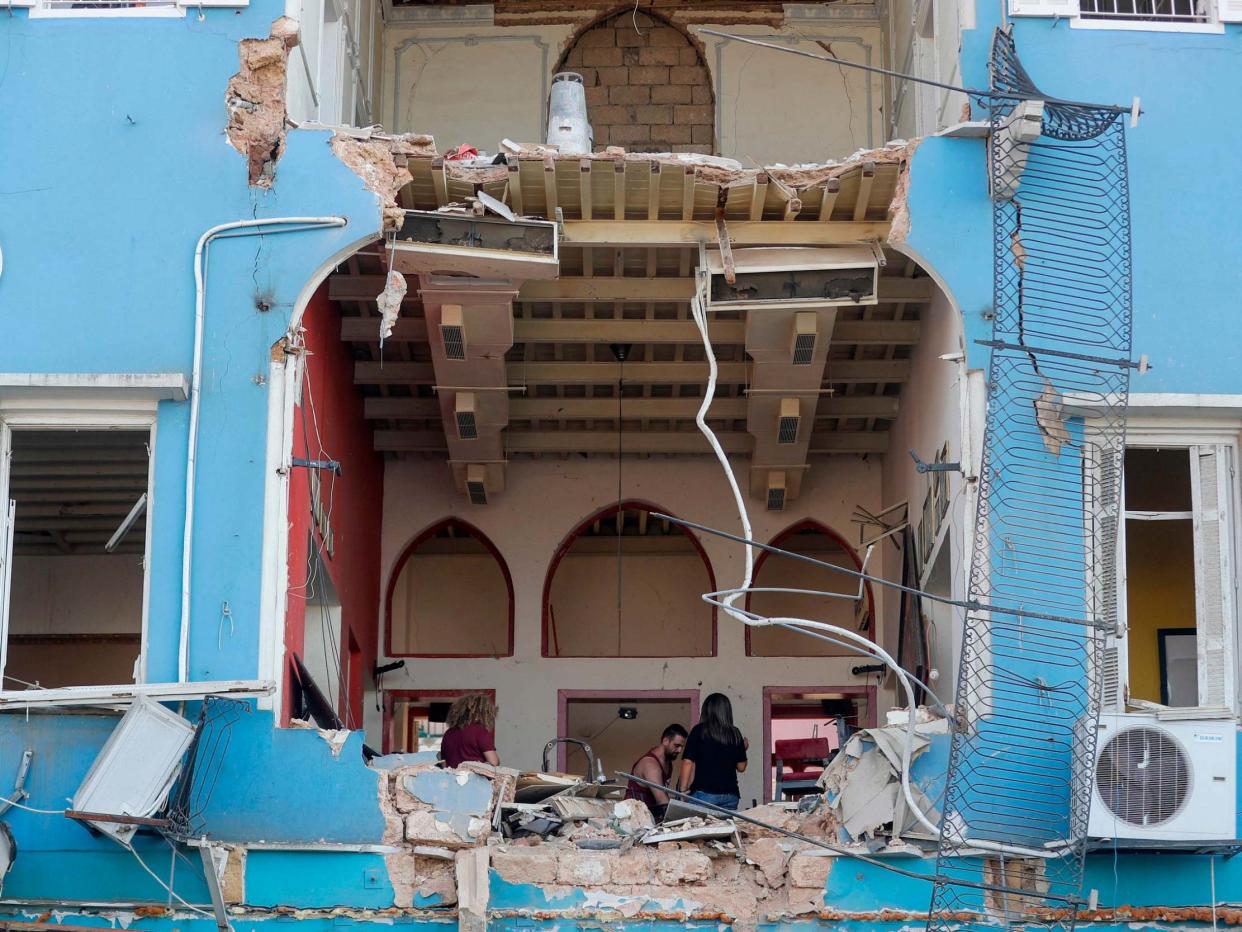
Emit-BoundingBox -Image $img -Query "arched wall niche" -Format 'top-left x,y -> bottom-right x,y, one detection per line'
385,518 -> 515,658
542,500 -> 718,658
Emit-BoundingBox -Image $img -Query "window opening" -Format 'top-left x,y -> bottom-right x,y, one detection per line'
3,428 -> 150,690
1079,0 -> 1208,23
560,693 -> 696,779
1120,445 -> 1236,709
385,689 -> 497,756
303,542 -> 345,720
764,689 -> 869,802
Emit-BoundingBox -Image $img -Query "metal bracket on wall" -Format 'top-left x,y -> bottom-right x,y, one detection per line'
291,457 -> 342,476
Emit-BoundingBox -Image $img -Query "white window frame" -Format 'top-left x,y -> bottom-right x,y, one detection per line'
1009,0 -> 1236,32
16,0 -> 246,16
1112,420 -> 1241,715
0,396 -> 158,695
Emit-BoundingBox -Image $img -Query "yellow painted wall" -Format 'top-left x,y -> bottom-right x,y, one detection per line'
1125,518 -> 1197,704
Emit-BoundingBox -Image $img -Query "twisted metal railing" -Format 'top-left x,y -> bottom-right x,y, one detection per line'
927,28 -> 1134,932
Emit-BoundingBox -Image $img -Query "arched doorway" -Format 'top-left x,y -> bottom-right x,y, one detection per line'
543,501 -> 716,657
556,8 -> 715,154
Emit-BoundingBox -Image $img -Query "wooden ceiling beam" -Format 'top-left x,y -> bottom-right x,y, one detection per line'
373,428 -> 889,455
342,316 -> 920,346
355,359 -> 911,386
559,219 -> 889,247
363,394 -> 899,422
330,275 -> 932,305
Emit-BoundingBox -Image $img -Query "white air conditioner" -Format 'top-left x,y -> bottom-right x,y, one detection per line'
1088,712 -> 1236,841
704,247 -> 879,312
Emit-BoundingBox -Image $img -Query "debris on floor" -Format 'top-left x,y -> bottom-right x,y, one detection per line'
371,721 -> 944,922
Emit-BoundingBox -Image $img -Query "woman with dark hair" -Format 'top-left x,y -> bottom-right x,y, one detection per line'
440,693 -> 500,767
677,692 -> 748,811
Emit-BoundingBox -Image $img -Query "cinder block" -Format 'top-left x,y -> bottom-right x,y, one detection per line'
669,66 -> 708,85
492,846 -> 559,885
653,850 -> 711,884
595,66 -> 630,86
593,105 -> 633,124
609,85 -> 651,105
652,85 -> 692,104
610,124 -> 651,143
579,28 -> 616,47
616,28 -> 647,47
691,84 -> 713,105
635,105 -> 673,125
675,105 -> 713,125
639,47 -> 680,66
658,124 -> 693,144
647,26 -> 686,46
583,47 -> 624,67
557,852 -> 613,886
678,47 -> 702,65
611,850 -> 653,884
691,124 -> 714,144
787,852 -> 833,889
628,65 -> 670,84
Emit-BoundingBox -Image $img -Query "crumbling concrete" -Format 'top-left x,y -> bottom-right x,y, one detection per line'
226,17 -> 299,187
330,132 -> 437,232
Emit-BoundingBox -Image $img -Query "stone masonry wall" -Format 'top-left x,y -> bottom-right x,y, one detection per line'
559,11 -> 715,154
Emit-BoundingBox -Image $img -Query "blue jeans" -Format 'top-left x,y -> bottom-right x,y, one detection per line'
690,790 -> 740,811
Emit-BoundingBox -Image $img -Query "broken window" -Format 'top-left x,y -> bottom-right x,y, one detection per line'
543,504 -> 715,658
765,689 -> 869,802
386,519 -> 513,657
747,522 -> 875,657
1114,445 -> 1238,710
0,426 -> 151,690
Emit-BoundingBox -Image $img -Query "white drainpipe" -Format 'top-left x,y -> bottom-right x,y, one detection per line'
182,217 -> 347,683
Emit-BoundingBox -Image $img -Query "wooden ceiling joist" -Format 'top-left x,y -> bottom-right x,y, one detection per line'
373,428 -> 889,456
329,274 -> 932,305
353,359 -> 911,386
363,394 -> 900,422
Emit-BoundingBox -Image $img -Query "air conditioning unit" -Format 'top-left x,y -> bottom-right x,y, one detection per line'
704,247 -> 879,312
1088,712 -> 1235,841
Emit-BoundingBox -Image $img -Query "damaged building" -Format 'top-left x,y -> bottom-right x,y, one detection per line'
0,0 -> 1241,931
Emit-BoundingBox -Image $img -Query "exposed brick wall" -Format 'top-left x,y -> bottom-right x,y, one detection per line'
559,11 -> 715,154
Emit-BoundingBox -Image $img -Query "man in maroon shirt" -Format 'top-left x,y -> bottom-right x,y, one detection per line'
624,723 -> 688,821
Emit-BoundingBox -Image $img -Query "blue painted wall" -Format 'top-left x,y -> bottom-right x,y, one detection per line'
907,15 -> 1242,391
0,0 -> 382,683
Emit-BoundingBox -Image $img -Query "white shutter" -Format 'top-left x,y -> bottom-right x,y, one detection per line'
0,424 -> 12,685
1191,445 -> 1236,710
1095,444 -> 1126,709
1009,0 -> 1079,16
1218,0 -> 1242,22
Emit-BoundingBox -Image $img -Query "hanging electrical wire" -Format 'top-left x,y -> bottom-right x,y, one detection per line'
685,270 -> 1076,863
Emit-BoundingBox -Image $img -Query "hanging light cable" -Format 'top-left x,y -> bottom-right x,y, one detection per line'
610,343 -> 631,653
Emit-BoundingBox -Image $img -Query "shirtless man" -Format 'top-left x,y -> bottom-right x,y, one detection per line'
624,724 -> 688,822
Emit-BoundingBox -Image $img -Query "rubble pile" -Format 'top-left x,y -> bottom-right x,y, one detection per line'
372,712 -> 947,922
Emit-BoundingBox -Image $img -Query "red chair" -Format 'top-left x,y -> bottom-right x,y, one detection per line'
773,736 -> 834,800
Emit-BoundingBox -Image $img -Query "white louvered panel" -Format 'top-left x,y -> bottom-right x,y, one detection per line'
1100,639 -> 1123,709
0,424 -> 11,682
1219,0 -> 1242,21
1192,446 -> 1234,710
